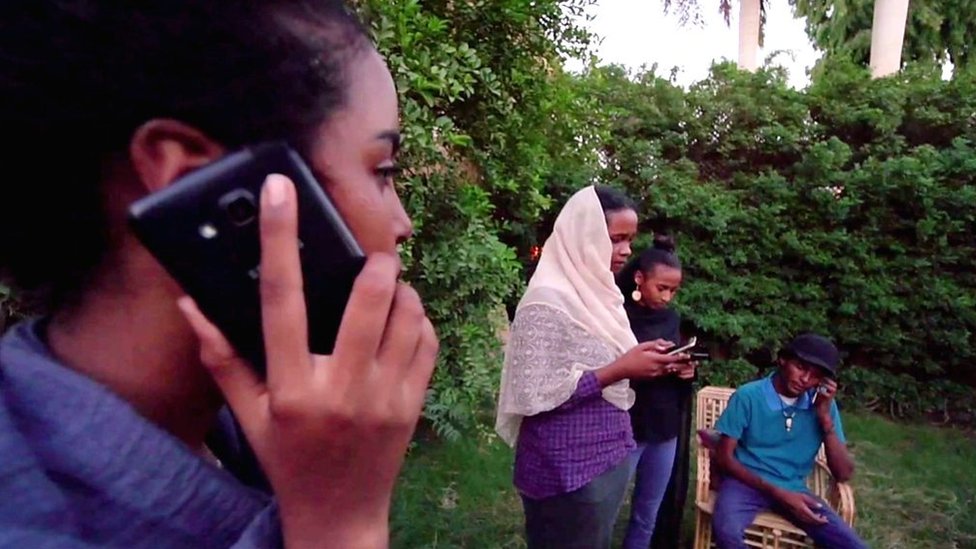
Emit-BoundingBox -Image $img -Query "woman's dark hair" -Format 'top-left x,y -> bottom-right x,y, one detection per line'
616,234 -> 682,296
0,1 -> 370,311
594,185 -> 637,217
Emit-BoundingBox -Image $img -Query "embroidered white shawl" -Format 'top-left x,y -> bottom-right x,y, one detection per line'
495,186 -> 637,446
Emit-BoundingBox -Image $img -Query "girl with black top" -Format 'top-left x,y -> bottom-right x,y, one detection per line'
617,236 -> 694,549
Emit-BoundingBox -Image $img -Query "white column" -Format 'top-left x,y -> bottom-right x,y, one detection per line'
737,0 -> 761,71
869,0 -> 911,77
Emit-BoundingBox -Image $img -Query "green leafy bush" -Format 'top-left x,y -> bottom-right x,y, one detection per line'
357,0 -> 598,436
584,58 -> 976,422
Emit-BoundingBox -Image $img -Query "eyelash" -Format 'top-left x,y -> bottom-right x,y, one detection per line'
375,164 -> 403,185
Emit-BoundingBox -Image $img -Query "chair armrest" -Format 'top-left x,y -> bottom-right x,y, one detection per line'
696,445 -> 711,505
829,481 -> 856,526
810,458 -> 856,526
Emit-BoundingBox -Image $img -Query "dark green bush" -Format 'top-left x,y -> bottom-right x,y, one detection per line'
586,58 -> 976,422
358,0 -> 598,436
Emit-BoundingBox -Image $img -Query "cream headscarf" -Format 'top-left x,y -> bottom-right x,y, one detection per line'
495,185 -> 637,446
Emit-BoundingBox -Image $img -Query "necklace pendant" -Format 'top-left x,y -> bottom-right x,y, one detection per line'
785,417 -> 793,432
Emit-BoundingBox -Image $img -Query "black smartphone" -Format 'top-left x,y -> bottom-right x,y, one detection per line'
128,141 -> 366,375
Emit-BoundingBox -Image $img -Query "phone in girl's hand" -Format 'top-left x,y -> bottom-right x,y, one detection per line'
666,336 -> 697,356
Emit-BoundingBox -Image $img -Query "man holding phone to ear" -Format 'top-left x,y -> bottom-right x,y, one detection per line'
711,334 -> 868,549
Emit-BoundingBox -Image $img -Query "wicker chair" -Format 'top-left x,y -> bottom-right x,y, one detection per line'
693,386 -> 856,549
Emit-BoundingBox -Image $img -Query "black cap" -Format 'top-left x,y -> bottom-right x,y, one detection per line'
784,333 -> 839,377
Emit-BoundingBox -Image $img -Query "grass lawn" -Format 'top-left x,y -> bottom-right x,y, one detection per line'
390,412 -> 976,548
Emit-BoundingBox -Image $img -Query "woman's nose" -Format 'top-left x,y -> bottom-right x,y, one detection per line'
391,196 -> 414,244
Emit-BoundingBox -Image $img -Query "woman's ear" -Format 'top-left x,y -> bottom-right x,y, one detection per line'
129,119 -> 224,194
634,270 -> 644,287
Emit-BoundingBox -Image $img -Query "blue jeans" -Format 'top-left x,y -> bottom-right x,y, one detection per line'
622,438 -> 678,549
521,458 -> 632,549
712,477 -> 868,549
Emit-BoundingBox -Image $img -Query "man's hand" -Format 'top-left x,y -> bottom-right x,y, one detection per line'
775,489 -> 829,525
814,378 -> 838,422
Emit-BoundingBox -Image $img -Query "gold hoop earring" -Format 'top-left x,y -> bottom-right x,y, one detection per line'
631,290 -> 642,302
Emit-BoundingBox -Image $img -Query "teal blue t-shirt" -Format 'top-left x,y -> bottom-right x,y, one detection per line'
715,374 -> 846,492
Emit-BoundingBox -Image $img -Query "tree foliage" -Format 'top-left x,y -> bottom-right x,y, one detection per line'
791,0 -> 976,69
356,0 -> 601,436
660,0 -> 768,45
586,58 -> 976,421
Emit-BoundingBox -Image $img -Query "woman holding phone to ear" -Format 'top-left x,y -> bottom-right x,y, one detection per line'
0,2 -> 436,547
616,235 -> 696,549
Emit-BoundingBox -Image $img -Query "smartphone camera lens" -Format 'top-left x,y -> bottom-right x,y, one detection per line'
221,191 -> 257,226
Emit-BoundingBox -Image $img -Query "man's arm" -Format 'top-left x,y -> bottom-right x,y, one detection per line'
716,435 -> 828,525
815,379 -> 855,482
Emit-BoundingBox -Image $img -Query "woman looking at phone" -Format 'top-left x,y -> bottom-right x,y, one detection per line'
0,2 -> 436,547
616,236 -> 695,549
495,186 -> 688,549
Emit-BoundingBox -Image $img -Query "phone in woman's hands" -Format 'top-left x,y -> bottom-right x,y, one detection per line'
128,142 -> 365,376
168,151 -> 440,546
666,336 -> 697,356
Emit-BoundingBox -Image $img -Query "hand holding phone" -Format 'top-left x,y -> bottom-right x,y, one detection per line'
776,490 -> 829,525
177,175 -> 439,546
674,360 -> 697,380
811,378 -> 838,407
129,142 -> 366,374
613,340 -> 688,381
666,336 -> 697,356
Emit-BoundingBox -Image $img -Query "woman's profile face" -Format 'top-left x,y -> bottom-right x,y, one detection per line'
304,48 -> 413,258
606,208 -> 638,273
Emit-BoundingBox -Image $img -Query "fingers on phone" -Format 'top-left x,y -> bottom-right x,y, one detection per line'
177,296 -> 264,426
335,254 -> 400,363
636,340 -> 659,352
405,318 -> 439,404
258,174 -> 312,390
800,496 -> 828,523
804,511 -> 828,524
377,285 -> 425,370
651,339 -> 673,352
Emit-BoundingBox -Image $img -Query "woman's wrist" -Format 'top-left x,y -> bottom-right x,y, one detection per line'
595,361 -> 625,386
281,500 -> 390,549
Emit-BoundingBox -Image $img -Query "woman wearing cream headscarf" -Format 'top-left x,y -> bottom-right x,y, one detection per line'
497,185 -> 689,549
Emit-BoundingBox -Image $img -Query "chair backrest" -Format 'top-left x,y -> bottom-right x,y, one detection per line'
697,386 -> 736,431
695,386 -> 734,502
695,385 -> 830,502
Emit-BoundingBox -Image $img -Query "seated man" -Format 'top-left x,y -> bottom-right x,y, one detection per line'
712,333 -> 867,549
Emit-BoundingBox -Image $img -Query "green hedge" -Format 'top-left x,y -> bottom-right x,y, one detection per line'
358,0 -> 600,437
586,58 -> 976,422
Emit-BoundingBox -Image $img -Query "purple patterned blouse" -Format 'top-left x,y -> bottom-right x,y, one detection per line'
506,304 -> 635,500
515,372 -> 635,499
